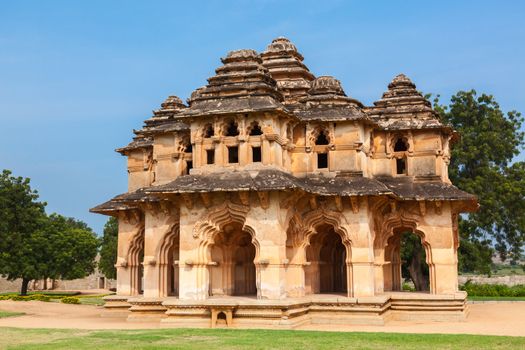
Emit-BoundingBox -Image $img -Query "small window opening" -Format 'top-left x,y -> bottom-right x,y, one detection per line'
394,138 -> 408,152
186,161 -> 193,174
315,132 -> 329,145
225,121 -> 239,136
206,149 -> 215,164
204,124 -> 214,138
249,123 -> 263,136
252,146 -> 261,162
184,143 -> 192,153
228,146 -> 239,163
317,153 -> 328,169
396,158 -> 406,175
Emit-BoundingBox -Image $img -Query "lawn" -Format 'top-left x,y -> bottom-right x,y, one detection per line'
0,328 -> 523,350
468,296 -> 525,301
0,311 -> 24,318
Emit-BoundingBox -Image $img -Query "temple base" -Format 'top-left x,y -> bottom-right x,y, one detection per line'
105,292 -> 468,327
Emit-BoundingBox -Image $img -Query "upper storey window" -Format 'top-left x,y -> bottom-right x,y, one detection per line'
315,130 -> 330,169
248,122 -> 263,136
203,124 -> 214,138
315,132 -> 330,146
393,137 -> 409,175
228,146 -> 239,163
225,120 -> 239,137
394,138 -> 408,152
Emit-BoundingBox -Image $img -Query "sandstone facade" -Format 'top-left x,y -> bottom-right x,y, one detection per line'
92,38 -> 477,327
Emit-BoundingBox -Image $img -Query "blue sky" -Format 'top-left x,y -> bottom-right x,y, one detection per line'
1,1 -> 524,234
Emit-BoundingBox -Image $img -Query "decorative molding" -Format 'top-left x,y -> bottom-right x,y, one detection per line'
257,191 -> 269,209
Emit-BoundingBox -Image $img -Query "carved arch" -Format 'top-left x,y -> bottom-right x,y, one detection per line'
375,208 -> 437,293
308,125 -> 332,146
193,202 -> 260,264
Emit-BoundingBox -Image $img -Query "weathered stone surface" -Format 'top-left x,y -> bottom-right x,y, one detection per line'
90,37 -> 477,327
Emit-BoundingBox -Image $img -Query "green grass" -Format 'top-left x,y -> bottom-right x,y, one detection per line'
0,291 -> 80,297
0,328 -> 523,350
77,297 -> 105,306
468,296 -> 525,301
492,264 -> 525,276
0,311 -> 24,318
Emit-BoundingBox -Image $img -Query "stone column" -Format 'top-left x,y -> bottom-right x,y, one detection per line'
245,194 -> 287,300
178,205 -> 210,300
373,248 -> 386,293
344,200 -> 375,297
349,247 -> 375,297
115,213 -> 143,296
142,206 -> 178,298
418,203 -> 459,295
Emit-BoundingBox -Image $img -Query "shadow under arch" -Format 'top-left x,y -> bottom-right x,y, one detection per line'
126,227 -> 145,296
376,213 -> 435,293
193,202 -> 261,298
286,208 -> 354,297
155,222 -> 180,297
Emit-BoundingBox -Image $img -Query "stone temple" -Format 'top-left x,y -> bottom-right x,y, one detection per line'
92,37 -> 477,327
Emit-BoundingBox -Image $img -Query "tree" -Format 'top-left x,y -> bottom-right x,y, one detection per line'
401,232 -> 429,291
435,90 -> 525,269
0,169 -> 99,295
98,217 -> 118,280
44,214 -> 99,282
0,170 -> 47,295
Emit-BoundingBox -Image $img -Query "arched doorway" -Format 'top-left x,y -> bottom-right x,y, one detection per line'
166,242 -> 179,296
384,230 -> 430,292
209,223 -> 257,297
128,231 -> 144,296
305,224 -> 348,295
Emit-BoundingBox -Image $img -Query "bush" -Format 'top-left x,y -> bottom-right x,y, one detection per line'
402,282 -> 416,292
29,294 -> 51,302
61,297 -> 80,304
0,295 -> 11,301
10,295 -> 30,301
460,281 -> 525,297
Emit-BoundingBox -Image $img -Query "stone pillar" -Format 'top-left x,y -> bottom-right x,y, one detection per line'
178,205 -> 210,300
285,263 -> 306,298
419,204 -> 459,295
349,247 -> 375,297
245,195 -> 287,300
373,249 -> 386,293
285,244 -> 306,298
115,213 -> 144,296
142,206 -> 178,298
344,200 -> 375,297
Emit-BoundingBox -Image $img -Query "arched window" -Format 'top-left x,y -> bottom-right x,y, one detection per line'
315,132 -> 330,145
203,124 -> 214,138
393,137 -> 409,175
248,122 -> 263,136
394,138 -> 408,152
315,129 -> 330,169
225,120 -> 239,137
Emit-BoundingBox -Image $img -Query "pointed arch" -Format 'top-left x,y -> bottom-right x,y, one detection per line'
193,201 -> 261,298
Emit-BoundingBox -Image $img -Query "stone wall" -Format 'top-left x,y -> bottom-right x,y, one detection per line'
458,275 -> 525,286
0,272 -> 116,293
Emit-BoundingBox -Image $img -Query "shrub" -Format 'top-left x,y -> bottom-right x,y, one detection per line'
402,282 -> 416,292
29,294 -> 51,302
0,295 -> 11,301
460,282 -> 525,297
61,297 -> 80,304
10,295 -> 30,301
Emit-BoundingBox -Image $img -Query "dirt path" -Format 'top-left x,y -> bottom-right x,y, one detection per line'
1,300 -> 524,336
